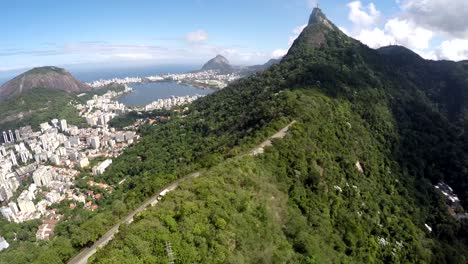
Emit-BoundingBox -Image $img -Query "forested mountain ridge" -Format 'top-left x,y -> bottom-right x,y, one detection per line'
85,7 -> 468,264
282,7 -> 468,204
2,7 -> 468,264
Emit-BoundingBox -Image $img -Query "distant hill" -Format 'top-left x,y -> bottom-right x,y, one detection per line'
0,66 -> 91,100
247,58 -> 282,72
200,55 -> 233,72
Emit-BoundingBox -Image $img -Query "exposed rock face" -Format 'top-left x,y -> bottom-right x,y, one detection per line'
308,7 -> 334,29
286,7 -> 356,56
0,66 -> 91,99
201,55 -> 233,72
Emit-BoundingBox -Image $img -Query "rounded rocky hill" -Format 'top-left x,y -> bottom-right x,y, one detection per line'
0,66 -> 92,100
200,55 -> 233,72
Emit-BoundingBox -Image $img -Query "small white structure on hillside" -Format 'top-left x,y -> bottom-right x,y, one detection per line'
0,236 -> 9,252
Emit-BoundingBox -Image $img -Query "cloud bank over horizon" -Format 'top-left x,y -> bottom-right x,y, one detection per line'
339,0 -> 468,61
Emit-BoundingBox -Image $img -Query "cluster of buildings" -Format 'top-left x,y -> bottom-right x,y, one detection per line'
435,182 -> 468,220
86,77 -> 143,88
76,89 -> 131,127
0,165 -> 77,224
160,70 -> 241,89
144,95 -> 205,111
0,97 -> 139,240
85,70 -> 241,90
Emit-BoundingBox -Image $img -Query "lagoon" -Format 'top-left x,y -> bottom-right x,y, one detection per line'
117,81 -> 214,106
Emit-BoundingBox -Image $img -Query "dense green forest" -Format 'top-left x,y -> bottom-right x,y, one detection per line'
91,89 -> 466,263
89,9 -> 468,263
2,8 -> 468,263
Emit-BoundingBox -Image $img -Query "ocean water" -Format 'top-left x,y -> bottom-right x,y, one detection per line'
0,64 -> 215,106
70,64 -> 199,82
118,82 -> 213,106
0,64 -> 200,85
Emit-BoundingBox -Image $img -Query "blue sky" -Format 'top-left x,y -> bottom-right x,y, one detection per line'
1,0 -> 468,75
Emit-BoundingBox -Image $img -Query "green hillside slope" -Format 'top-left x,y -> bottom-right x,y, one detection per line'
88,8 -> 468,264
0,87 -> 86,131
2,7 -> 468,264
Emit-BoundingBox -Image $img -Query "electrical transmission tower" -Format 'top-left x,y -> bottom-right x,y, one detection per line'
166,241 -> 175,264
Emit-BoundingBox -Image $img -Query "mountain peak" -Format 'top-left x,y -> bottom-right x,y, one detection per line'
214,54 -> 227,60
201,55 -> 233,72
308,7 -> 334,29
0,66 -> 91,100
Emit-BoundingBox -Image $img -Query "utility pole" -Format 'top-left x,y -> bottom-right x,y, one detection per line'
166,241 -> 175,264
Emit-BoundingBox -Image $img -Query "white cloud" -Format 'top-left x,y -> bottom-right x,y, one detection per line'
384,18 -> 433,50
355,28 -> 395,48
62,42 -> 171,61
344,1 -> 435,58
399,0 -> 468,38
412,49 -> 437,60
347,1 -> 380,29
185,30 -> 209,44
434,39 -> 468,61
272,49 -> 287,58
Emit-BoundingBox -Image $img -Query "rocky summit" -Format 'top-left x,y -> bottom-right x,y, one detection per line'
0,66 -> 91,100
200,55 -> 233,72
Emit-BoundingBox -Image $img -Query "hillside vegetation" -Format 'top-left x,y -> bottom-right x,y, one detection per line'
89,8 -> 468,264
1,8 -> 468,264
0,88 -> 86,131
0,84 -> 126,132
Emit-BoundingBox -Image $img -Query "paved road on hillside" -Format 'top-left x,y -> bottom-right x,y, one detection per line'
68,121 -> 296,264
251,120 -> 297,156
68,173 -> 200,264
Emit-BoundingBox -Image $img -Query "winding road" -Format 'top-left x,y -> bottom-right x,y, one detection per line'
68,121 -> 296,264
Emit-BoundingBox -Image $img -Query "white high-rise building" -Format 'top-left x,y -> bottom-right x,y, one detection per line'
17,199 -> 35,214
78,157 -> 89,168
8,202 -> 19,214
0,207 -> 14,222
50,155 -> 60,166
8,130 -> 14,143
92,159 -> 112,175
17,191 -> 36,214
51,119 -> 59,128
89,136 -> 100,149
2,131 -> 8,143
14,130 -> 21,141
32,166 -> 52,187
10,151 -> 18,166
60,119 -> 68,132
